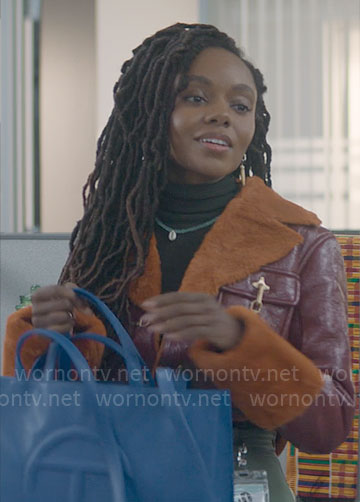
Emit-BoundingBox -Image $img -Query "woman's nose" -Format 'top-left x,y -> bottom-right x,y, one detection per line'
203,104 -> 231,126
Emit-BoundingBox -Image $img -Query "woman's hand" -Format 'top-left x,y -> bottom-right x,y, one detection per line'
31,283 -> 91,333
140,292 -> 243,351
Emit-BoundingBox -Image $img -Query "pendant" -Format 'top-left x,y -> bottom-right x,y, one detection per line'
168,230 -> 177,241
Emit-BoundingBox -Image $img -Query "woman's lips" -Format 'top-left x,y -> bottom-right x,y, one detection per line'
198,140 -> 230,152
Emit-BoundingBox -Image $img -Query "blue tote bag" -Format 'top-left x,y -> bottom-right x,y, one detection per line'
0,288 -> 234,502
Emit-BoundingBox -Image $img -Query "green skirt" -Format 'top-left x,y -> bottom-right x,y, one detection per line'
233,423 -> 295,502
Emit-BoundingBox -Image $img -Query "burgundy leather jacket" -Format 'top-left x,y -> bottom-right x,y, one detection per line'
130,225 -> 355,454
4,178 -> 354,455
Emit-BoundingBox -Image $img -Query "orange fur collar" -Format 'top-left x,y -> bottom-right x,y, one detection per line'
129,177 -> 321,305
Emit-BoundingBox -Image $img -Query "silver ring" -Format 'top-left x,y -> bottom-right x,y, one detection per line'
67,311 -> 74,320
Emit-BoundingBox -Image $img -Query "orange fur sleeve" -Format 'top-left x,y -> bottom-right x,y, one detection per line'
2,306 -> 106,376
189,305 -> 323,430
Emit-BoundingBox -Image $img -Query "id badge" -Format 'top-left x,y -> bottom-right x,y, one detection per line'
233,444 -> 269,502
233,470 -> 269,502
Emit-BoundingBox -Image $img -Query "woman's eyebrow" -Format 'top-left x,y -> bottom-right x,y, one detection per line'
186,75 -> 212,86
186,75 -> 255,99
232,83 -> 256,99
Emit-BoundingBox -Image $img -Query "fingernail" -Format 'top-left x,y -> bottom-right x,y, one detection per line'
139,315 -> 152,327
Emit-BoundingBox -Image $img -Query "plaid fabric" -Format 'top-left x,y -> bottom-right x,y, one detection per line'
287,233 -> 360,500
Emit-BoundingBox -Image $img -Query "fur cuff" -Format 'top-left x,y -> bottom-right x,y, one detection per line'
2,307 -> 106,376
189,306 -> 323,429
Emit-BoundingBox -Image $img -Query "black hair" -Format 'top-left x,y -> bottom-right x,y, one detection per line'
59,22 -> 272,327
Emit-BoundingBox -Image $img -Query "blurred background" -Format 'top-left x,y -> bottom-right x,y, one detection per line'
1,0 -> 359,233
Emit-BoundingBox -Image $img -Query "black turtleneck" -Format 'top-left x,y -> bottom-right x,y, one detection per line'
155,174 -> 240,293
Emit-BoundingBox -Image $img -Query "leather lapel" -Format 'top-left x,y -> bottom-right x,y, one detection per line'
129,177 -> 320,305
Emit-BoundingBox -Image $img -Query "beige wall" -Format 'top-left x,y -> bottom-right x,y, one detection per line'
40,0 -> 96,232
40,0 -> 199,232
96,0 -> 199,136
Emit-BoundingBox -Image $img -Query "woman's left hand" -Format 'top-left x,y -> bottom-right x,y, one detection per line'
140,292 -> 243,351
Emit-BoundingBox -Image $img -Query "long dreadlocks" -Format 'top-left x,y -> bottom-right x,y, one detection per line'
59,23 -> 272,324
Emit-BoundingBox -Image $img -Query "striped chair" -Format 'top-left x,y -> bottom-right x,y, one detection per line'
286,233 -> 360,501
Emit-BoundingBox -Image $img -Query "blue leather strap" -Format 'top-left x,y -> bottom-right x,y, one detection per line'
73,288 -> 155,386
16,329 -> 95,378
73,332 -> 150,385
74,288 -> 142,360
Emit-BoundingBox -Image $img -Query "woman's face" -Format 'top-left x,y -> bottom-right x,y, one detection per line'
168,47 -> 257,184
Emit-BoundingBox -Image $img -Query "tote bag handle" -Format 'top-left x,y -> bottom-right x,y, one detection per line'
73,332 -> 153,385
18,330 -> 152,386
73,288 -> 155,386
73,288 -> 140,358
16,329 -> 98,380
27,286 -> 154,386
28,288 -> 180,389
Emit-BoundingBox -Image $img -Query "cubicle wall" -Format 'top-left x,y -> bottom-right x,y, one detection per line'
0,234 -> 70,372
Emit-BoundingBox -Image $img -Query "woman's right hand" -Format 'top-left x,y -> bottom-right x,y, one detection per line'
31,283 -> 91,333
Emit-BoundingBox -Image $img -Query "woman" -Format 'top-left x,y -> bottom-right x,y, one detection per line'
3,23 -> 355,501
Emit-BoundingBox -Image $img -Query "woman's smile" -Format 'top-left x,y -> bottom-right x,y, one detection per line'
197,133 -> 232,152
199,140 -> 230,152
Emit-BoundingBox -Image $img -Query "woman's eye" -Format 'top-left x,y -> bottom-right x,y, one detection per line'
232,103 -> 251,113
185,95 -> 206,104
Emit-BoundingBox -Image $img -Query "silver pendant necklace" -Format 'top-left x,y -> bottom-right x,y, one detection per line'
155,216 -> 218,241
